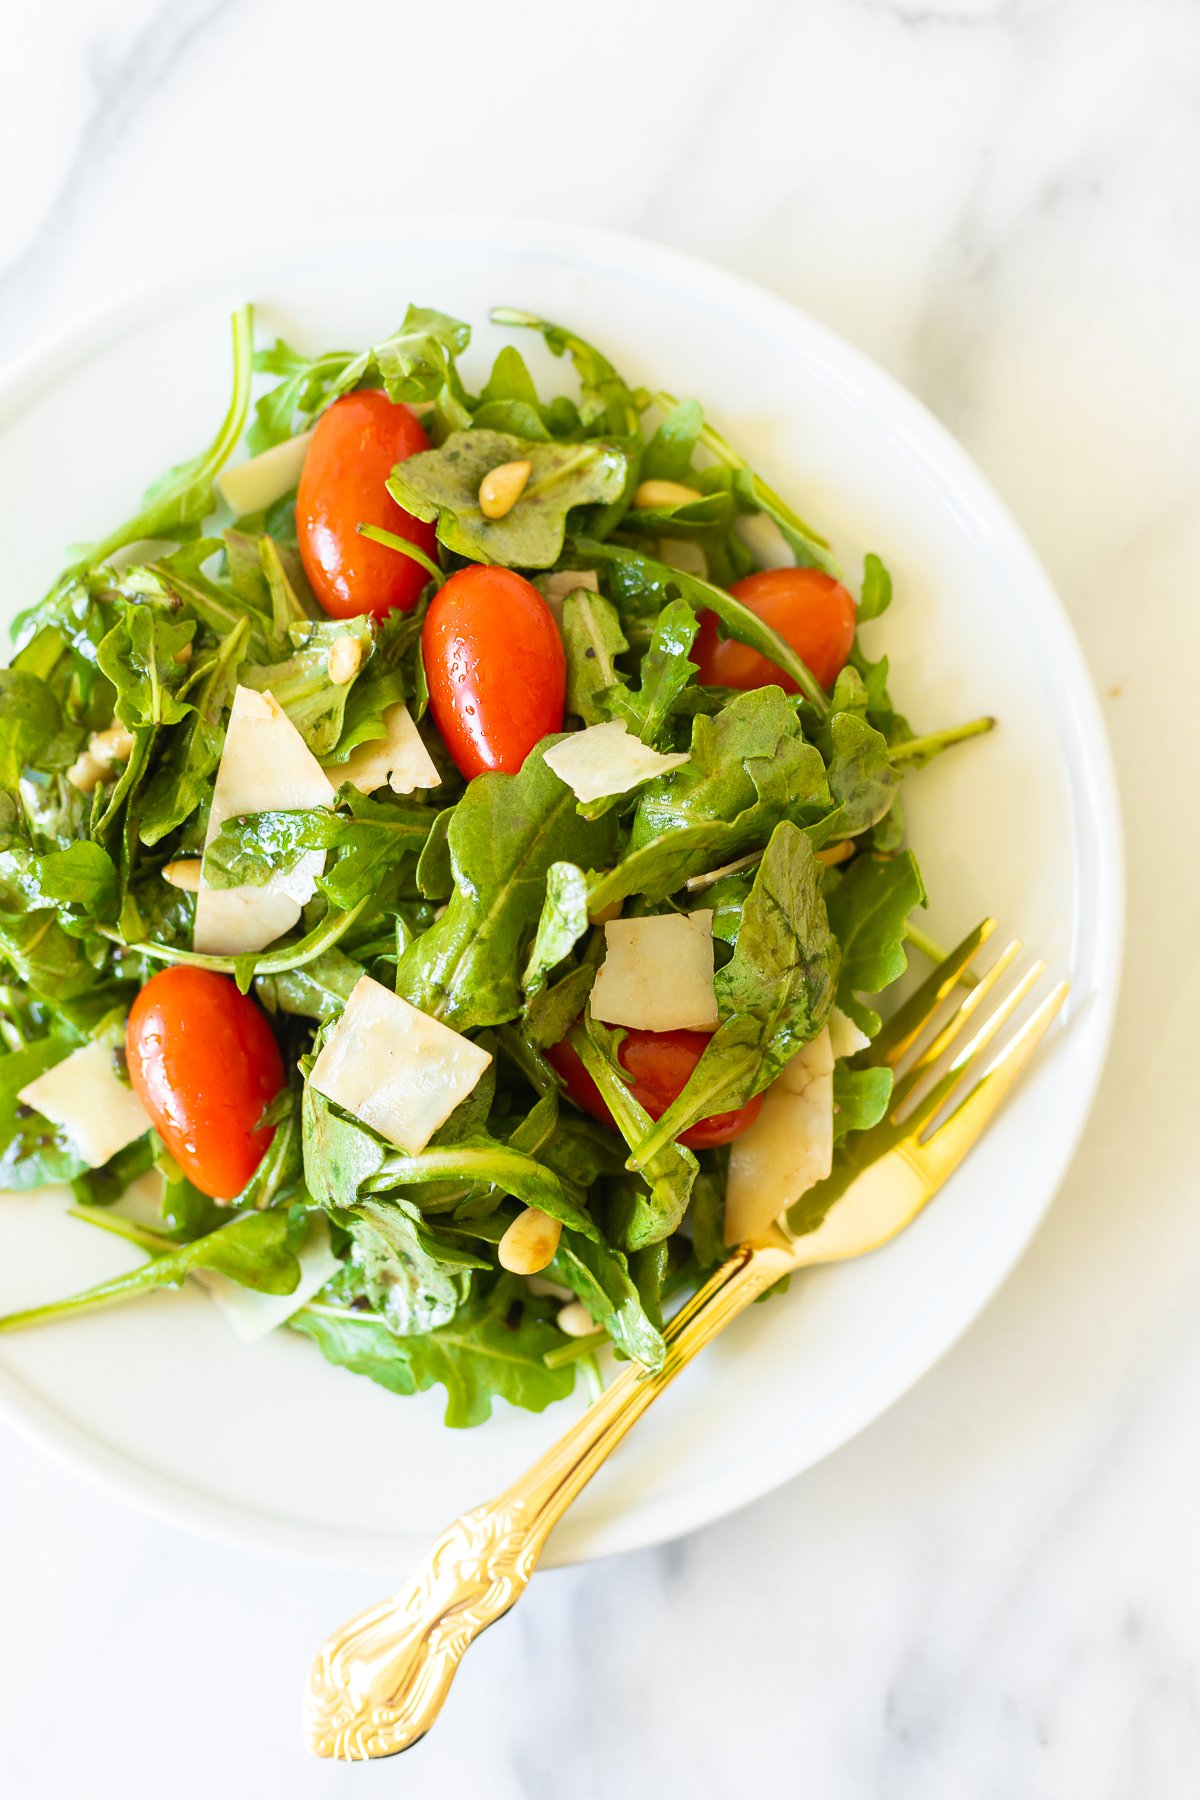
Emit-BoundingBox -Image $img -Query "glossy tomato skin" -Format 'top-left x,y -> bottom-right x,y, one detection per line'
297,389 -> 437,619
694,567 -> 857,694
546,1029 -> 764,1150
126,968 -> 286,1201
423,565 -> 566,779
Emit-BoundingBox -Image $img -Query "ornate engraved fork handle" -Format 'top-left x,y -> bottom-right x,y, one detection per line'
305,1237 -> 795,1759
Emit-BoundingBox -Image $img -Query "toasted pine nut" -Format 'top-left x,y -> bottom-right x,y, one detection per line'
479,459 -> 532,521
327,634 -> 364,686
498,1207 -> 562,1276
66,751 -> 105,793
816,840 -> 855,868
556,1300 -> 595,1338
587,897 -> 622,927
162,858 -> 203,892
633,478 -> 702,510
173,642 -> 194,665
88,721 -> 135,768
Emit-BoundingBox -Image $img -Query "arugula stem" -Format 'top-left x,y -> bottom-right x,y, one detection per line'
87,306 -> 254,568
357,524 -> 445,587
97,894 -> 370,978
654,389 -> 838,577
68,1206 -> 178,1256
888,716 -> 996,766
904,920 -> 980,990
544,1328 -> 607,1369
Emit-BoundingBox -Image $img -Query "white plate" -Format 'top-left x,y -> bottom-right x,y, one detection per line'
0,220 -> 1122,1571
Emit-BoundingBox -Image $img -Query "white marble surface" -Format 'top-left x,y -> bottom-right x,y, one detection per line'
0,0 -> 1196,1793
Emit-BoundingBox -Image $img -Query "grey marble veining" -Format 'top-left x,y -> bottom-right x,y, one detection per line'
1,2 -> 1198,1794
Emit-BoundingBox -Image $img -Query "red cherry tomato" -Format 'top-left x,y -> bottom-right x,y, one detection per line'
126,968 -> 286,1201
546,1029 -> 764,1149
297,389 -> 437,619
694,567 -> 857,694
422,565 -> 566,779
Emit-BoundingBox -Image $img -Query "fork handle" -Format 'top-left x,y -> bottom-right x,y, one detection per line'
304,1238 -> 794,1759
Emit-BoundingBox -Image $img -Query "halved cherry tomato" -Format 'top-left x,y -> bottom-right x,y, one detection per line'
297,389 -> 437,618
546,1028 -> 763,1149
126,968 -> 286,1201
694,566 -> 857,693
423,565 -> 566,779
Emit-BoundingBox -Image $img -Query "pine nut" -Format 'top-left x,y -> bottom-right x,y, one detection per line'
633,478 -> 702,510
556,1300 -> 595,1338
66,751 -> 105,793
478,459 -> 532,521
498,1207 -> 562,1276
173,642 -> 194,665
587,897 -> 622,927
816,840 -> 855,868
327,634 -> 364,686
88,721 -> 135,768
162,859 -> 203,892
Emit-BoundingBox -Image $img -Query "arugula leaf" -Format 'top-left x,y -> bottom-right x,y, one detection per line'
242,615 -> 374,757
832,1064 -> 894,1143
138,617 -> 249,845
388,430 -> 627,570
292,1276 -> 574,1427
821,711 -> 898,842
395,741 -> 616,1030
362,1136 -> 601,1242
825,851 -> 926,1035
561,589 -> 629,726
96,605 -> 195,731
342,1197 -> 483,1333
521,962 -> 597,1052
548,1231 -> 666,1368
630,822 -> 838,1164
641,398 -> 703,481
256,948 -> 361,1023
569,1018 -> 697,1249
859,553 -> 892,622
206,788 -> 433,912
522,861 -> 590,998
0,1034 -> 86,1191
0,1206 -> 305,1335
301,1078 -> 388,1213
0,842 -> 117,917
589,687 -> 829,911
0,672 -> 61,791
249,306 -> 472,452
576,539 -> 829,711
490,308 -> 644,438
603,598 -> 698,746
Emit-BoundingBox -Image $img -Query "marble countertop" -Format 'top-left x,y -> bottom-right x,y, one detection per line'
1,1 -> 1196,1794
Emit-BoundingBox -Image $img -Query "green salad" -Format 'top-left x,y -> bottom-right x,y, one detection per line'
0,304 -> 992,1425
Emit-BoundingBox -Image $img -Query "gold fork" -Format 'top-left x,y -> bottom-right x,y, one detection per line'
304,921 -> 1067,1760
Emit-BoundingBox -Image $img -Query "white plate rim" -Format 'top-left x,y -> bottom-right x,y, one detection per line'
0,217 -> 1124,1570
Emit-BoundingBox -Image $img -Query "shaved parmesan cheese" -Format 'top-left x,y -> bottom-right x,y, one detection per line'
537,568 -> 599,623
829,1005 -> 871,1059
194,1214 -> 341,1345
215,430 -> 313,516
309,975 -> 492,1156
194,687 -> 334,956
591,911 -> 719,1033
17,1039 -> 150,1168
330,702 -> 441,796
544,720 -> 689,805
724,1028 -> 834,1246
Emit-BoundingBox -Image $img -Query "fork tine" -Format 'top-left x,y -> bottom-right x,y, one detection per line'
915,980 -> 1069,1183
866,918 -> 996,1070
900,939 -> 1023,1082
